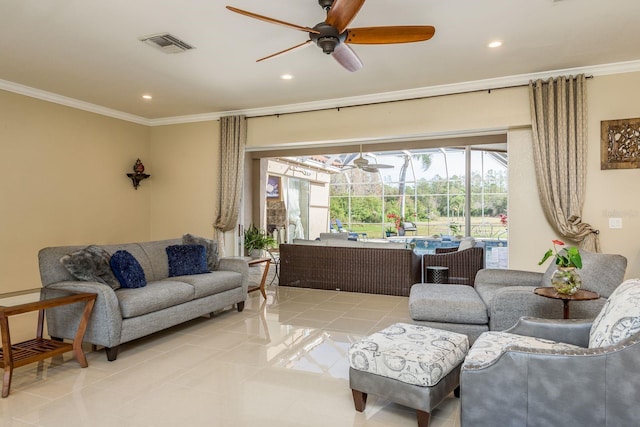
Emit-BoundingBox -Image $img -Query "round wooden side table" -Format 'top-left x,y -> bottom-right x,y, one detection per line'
533,287 -> 600,319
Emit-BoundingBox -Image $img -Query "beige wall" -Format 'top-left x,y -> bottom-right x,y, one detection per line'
0,90 -> 151,294
238,72 -> 640,277
247,87 -> 531,147
0,90 -> 150,340
149,121 -> 219,241
3,69 -> 639,299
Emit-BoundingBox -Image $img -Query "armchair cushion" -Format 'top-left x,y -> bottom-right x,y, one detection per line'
457,237 -> 476,251
463,331 -> 582,369
590,278 -> 640,348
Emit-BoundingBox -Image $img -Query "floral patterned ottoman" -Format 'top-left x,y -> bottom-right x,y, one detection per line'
348,323 -> 469,427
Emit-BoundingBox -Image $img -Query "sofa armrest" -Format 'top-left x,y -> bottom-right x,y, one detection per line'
506,317 -> 592,347
488,286 -> 564,331
218,258 -> 250,295
45,281 -> 123,348
475,268 -> 543,288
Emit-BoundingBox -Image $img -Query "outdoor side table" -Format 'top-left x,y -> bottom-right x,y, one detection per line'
426,266 -> 449,284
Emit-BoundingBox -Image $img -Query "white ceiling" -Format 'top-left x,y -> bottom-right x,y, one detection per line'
2,0 -> 640,123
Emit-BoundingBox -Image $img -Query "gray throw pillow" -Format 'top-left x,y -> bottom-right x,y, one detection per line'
182,234 -> 219,271
60,245 -> 120,289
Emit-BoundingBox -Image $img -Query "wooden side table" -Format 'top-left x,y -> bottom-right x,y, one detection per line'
0,288 -> 96,397
533,287 -> 600,319
226,256 -> 271,299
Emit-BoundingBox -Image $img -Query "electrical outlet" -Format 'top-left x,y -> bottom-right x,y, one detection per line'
609,218 -> 623,229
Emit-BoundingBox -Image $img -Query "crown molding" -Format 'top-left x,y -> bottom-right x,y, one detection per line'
0,79 -> 149,125
3,60 -> 640,127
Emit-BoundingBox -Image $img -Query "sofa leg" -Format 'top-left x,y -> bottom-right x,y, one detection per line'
237,301 -> 245,312
105,346 -> 119,361
50,336 -> 63,342
416,410 -> 431,427
454,386 -> 460,398
351,389 -> 367,412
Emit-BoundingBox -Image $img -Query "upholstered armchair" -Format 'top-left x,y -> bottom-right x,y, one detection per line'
460,278 -> 640,427
422,242 -> 484,286
474,251 -> 627,330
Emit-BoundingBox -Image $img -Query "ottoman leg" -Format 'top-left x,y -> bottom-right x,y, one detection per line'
417,410 -> 431,427
351,389 -> 368,412
454,386 -> 460,398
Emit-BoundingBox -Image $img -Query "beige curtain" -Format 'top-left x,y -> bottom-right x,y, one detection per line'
529,74 -> 600,251
213,115 -> 246,256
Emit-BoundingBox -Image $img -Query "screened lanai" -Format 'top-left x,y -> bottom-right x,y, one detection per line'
263,143 -> 508,268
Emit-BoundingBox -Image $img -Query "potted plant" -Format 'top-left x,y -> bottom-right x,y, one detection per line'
385,226 -> 397,237
244,225 -> 276,257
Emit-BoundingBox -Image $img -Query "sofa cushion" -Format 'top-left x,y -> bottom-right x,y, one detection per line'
116,280 -> 195,318
589,278 -> 640,348
410,283 -> 488,325
183,234 -> 220,271
60,245 -> 120,290
166,244 -> 209,277
110,250 -> 147,288
165,271 -> 242,298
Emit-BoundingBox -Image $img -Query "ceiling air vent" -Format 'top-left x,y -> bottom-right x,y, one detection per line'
140,33 -> 195,54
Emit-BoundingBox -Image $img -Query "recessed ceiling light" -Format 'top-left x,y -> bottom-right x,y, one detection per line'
280,74 -> 294,80
142,94 -> 153,100
488,41 -> 503,48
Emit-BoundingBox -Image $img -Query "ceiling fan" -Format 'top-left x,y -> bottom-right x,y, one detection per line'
341,145 -> 393,172
226,0 -> 435,72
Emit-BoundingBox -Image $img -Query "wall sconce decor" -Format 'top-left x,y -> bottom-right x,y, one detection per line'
127,159 -> 150,190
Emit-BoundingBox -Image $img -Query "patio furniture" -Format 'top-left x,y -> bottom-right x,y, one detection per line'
421,242 -> 485,286
460,278 -> 640,427
279,241 -> 421,296
349,323 -> 468,427
403,221 -> 418,235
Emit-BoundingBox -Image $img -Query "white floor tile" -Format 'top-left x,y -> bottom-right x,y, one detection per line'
2,286 -> 459,427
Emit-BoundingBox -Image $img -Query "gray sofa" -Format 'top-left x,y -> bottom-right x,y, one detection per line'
38,238 -> 249,361
410,251 -> 627,343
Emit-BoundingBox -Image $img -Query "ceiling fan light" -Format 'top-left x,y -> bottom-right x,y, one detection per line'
318,37 -> 339,54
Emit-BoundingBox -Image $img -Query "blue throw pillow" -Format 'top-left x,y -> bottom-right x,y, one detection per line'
109,250 -> 147,288
166,244 -> 210,277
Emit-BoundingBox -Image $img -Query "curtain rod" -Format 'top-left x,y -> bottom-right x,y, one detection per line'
250,75 -> 593,120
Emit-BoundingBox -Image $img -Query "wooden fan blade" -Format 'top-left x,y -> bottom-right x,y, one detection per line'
257,40 -> 312,62
332,43 -> 363,72
345,26 -> 435,44
325,0 -> 366,34
226,6 -> 320,34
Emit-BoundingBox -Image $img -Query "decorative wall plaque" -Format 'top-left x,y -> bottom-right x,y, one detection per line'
601,117 -> 640,169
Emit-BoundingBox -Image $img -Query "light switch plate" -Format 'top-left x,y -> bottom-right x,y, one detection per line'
609,218 -> 622,229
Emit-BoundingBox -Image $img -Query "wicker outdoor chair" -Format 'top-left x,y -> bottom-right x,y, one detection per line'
422,246 -> 485,286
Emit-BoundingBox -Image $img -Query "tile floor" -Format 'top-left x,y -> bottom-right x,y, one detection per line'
1,284 -> 460,427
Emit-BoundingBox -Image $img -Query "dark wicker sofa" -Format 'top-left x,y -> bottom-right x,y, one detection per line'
279,241 -> 421,296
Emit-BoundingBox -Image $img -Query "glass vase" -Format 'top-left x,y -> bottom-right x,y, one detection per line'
551,267 -> 582,295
